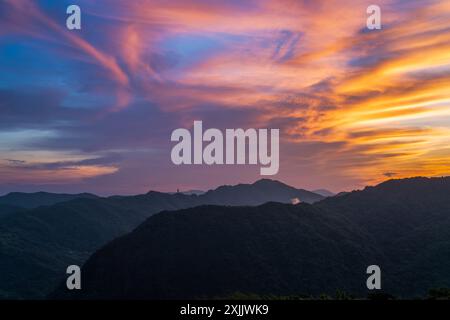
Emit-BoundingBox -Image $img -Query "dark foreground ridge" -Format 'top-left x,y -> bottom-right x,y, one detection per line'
0,191 -> 98,209
54,177 -> 450,299
0,179 -> 322,299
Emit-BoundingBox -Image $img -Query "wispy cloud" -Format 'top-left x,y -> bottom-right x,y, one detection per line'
1,0 -> 449,193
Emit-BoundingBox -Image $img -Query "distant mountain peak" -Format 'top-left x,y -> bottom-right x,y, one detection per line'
200,179 -> 323,205
254,178 -> 278,183
253,178 -> 288,186
372,176 -> 450,191
0,191 -> 98,209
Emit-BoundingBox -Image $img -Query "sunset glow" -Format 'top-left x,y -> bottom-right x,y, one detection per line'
1,0 -> 449,194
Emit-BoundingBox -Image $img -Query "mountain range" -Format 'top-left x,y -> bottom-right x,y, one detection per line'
3,177 -> 450,300
0,191 -> 98,209
0,179 -> 323,299
54,177 -> 450,299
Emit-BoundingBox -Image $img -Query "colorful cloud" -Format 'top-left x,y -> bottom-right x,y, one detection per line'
0,0 -> 449,194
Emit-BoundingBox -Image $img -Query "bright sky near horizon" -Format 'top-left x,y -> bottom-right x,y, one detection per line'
0,0 -> 450,195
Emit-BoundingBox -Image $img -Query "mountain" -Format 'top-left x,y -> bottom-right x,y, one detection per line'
55,203 -> 379,299
200,179 -> 323,205
312,189 -> 335,197
0,194 -> 196,299
167,179 -> 323,203
182,190 -> 205,195
0,204 -> 23,219
170,190 -> 205,195
0,179 -> 323,299
316,177 -> 450,296
0,192 -> 98,209
55,177 -> 450,299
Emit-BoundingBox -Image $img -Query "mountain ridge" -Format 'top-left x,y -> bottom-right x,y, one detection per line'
54,176 -> 450,299
0,178 -> 323,299
0,191 -> 99,209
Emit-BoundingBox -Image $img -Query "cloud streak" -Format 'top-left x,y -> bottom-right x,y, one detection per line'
1,0 -> 450,193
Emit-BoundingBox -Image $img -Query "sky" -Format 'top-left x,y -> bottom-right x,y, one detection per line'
0,0 -> 449,195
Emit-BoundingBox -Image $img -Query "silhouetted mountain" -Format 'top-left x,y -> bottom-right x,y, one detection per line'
312,189 -> 335,197
200,179 -> 323,205
0,179 -> 322,299
0,204 -> 22,218
57,203 -> 378,299
316,177 -> 450,296
55,177 -> 450,299
170,190 -> 205,195
0,191 -> 98,209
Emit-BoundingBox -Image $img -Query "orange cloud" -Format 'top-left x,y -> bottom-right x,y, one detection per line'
2,0 -> 450,191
